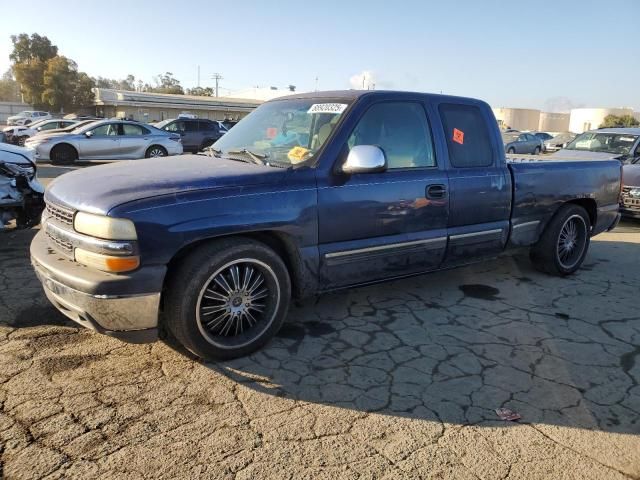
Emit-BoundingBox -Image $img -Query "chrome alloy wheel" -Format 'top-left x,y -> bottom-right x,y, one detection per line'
148,147 -> 166,157
195,259 -> 280,349
556,214 -> 587,269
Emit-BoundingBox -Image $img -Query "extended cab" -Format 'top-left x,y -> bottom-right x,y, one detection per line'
31,91 -> 622,360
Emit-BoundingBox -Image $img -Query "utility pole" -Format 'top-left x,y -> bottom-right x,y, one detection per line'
315,76 -> 319,91
211,73 -> 223,97
197,65 -> 200,88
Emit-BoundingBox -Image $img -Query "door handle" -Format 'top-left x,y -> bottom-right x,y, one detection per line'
426,184 -> 447,199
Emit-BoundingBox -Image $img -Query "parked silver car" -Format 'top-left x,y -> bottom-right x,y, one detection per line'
543,132 -> 577,152
25,120 -> 183,164
503,132 -> 544,155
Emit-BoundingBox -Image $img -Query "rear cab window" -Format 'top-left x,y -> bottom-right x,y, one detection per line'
438,103 -> 494,168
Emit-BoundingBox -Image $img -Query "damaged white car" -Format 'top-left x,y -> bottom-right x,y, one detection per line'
1,143 -> 45,230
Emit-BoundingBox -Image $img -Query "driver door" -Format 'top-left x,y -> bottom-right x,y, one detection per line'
317,101 -> 449,288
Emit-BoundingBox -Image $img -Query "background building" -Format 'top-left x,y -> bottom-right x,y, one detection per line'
492,108 -> 540,131
538,112 -> 570,132
568,107 -> 636,133
91,88 -> 262,123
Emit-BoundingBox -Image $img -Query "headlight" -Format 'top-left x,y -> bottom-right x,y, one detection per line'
74,212 -> 137,240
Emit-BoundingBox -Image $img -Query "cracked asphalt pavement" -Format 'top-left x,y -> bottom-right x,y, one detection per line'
1,165 -> 639,479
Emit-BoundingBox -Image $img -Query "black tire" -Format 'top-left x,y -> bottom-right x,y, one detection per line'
24,120 -> 31,125
145,145 -> 167,158
533,146 -> 541,155
530,204 -> 591,276
200,139 -> 214,151
50,144 -> 78,165
507,147 -> 516,154
164,237 -> 292,360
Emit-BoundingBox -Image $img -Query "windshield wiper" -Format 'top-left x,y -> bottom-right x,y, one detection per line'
226,148 -> 268,165
205,147 -> 222,158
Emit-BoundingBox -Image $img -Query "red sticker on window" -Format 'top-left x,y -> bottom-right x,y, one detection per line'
453,128 -> 464,145
266,127 -> 278,139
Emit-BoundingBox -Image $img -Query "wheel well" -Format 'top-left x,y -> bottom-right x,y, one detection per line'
163,231 -> 305,299
566,198 -> 597,227
51,143 -> 78,157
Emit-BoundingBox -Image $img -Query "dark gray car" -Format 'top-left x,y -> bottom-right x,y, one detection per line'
155,118 -> 226,153
503,132 -> 544,155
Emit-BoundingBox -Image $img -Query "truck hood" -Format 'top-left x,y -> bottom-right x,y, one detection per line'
45,155 -> 289,214
549,150 -> 623,161
623,164 -> 640,187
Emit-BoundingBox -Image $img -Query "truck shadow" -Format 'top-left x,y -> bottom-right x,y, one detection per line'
206,237 -> 640,435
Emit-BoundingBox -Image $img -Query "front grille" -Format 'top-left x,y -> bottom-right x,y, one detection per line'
621,186 -> 640,208
45,228 -> 73,253
46,202 -> 74,226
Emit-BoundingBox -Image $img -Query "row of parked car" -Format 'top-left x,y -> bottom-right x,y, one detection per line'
1,115 -> 232,164
501,130 -> 577,155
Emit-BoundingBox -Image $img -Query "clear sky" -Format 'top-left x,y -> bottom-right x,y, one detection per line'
1,0 -> 638,111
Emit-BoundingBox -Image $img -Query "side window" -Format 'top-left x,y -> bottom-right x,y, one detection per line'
122,124 -> 144,136
165,121 -> 185,132
91,124 -> 119,136
200,121 -> 217,132
61,121 -> 75,128
40,122 -> 57,131
347,102 -> 436,169
184,121 -> 198,132
517,135 -> 527,142
439,103 -> 493,168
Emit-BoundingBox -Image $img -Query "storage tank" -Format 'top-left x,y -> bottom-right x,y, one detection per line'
568,108 -> 635,133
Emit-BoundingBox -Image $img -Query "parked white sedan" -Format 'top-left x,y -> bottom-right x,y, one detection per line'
25,120 -> 183,164
3,119 -> 79,146
6,110 -> 51,126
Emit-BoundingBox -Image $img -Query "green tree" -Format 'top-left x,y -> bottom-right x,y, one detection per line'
72,72 -> 95,108
187,86 -> 213,96
10,33 -> 58,107
41,57 -> 94,112
148,72 -> 184,94
92,74 -> 136,91
0,69 -> 21,102
599,114 -> 640,128
9,33 -> 58,64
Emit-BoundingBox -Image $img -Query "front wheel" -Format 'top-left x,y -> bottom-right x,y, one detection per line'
164,238 -> 291,360
50,144 -> 77,165
530,204 -> 591,276
507,147 -> 516,154
145,145 -> 167,158
532,146 -> 541,155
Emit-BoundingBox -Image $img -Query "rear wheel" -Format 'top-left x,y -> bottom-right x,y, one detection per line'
145,145 -> 167,158
164,238 -> 291,360
530,204 -> 591,276
50,144 -> 77,165
533,146 -> 541,155
507,147 -> 516,154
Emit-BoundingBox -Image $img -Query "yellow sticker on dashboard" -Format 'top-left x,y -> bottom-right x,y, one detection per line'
287,146 -> 310,163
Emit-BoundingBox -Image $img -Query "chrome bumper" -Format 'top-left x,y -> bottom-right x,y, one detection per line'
32,257 -> 160,344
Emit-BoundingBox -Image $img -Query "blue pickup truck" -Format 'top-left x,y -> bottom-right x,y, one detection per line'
31,90 -> 622,360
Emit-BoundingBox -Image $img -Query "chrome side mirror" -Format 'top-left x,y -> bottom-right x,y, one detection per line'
342,145 -> 387,174
85,130 -> 93,138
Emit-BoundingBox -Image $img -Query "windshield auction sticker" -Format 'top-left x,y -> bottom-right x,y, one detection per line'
307,103 -> 348,114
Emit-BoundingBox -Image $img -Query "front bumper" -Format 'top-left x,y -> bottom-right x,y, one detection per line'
30,230 -> 165,343
620,206 -> 640,219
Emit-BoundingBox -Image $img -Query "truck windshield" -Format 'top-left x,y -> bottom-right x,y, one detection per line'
213,98 -> 351,166
565,132 -> 639,155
